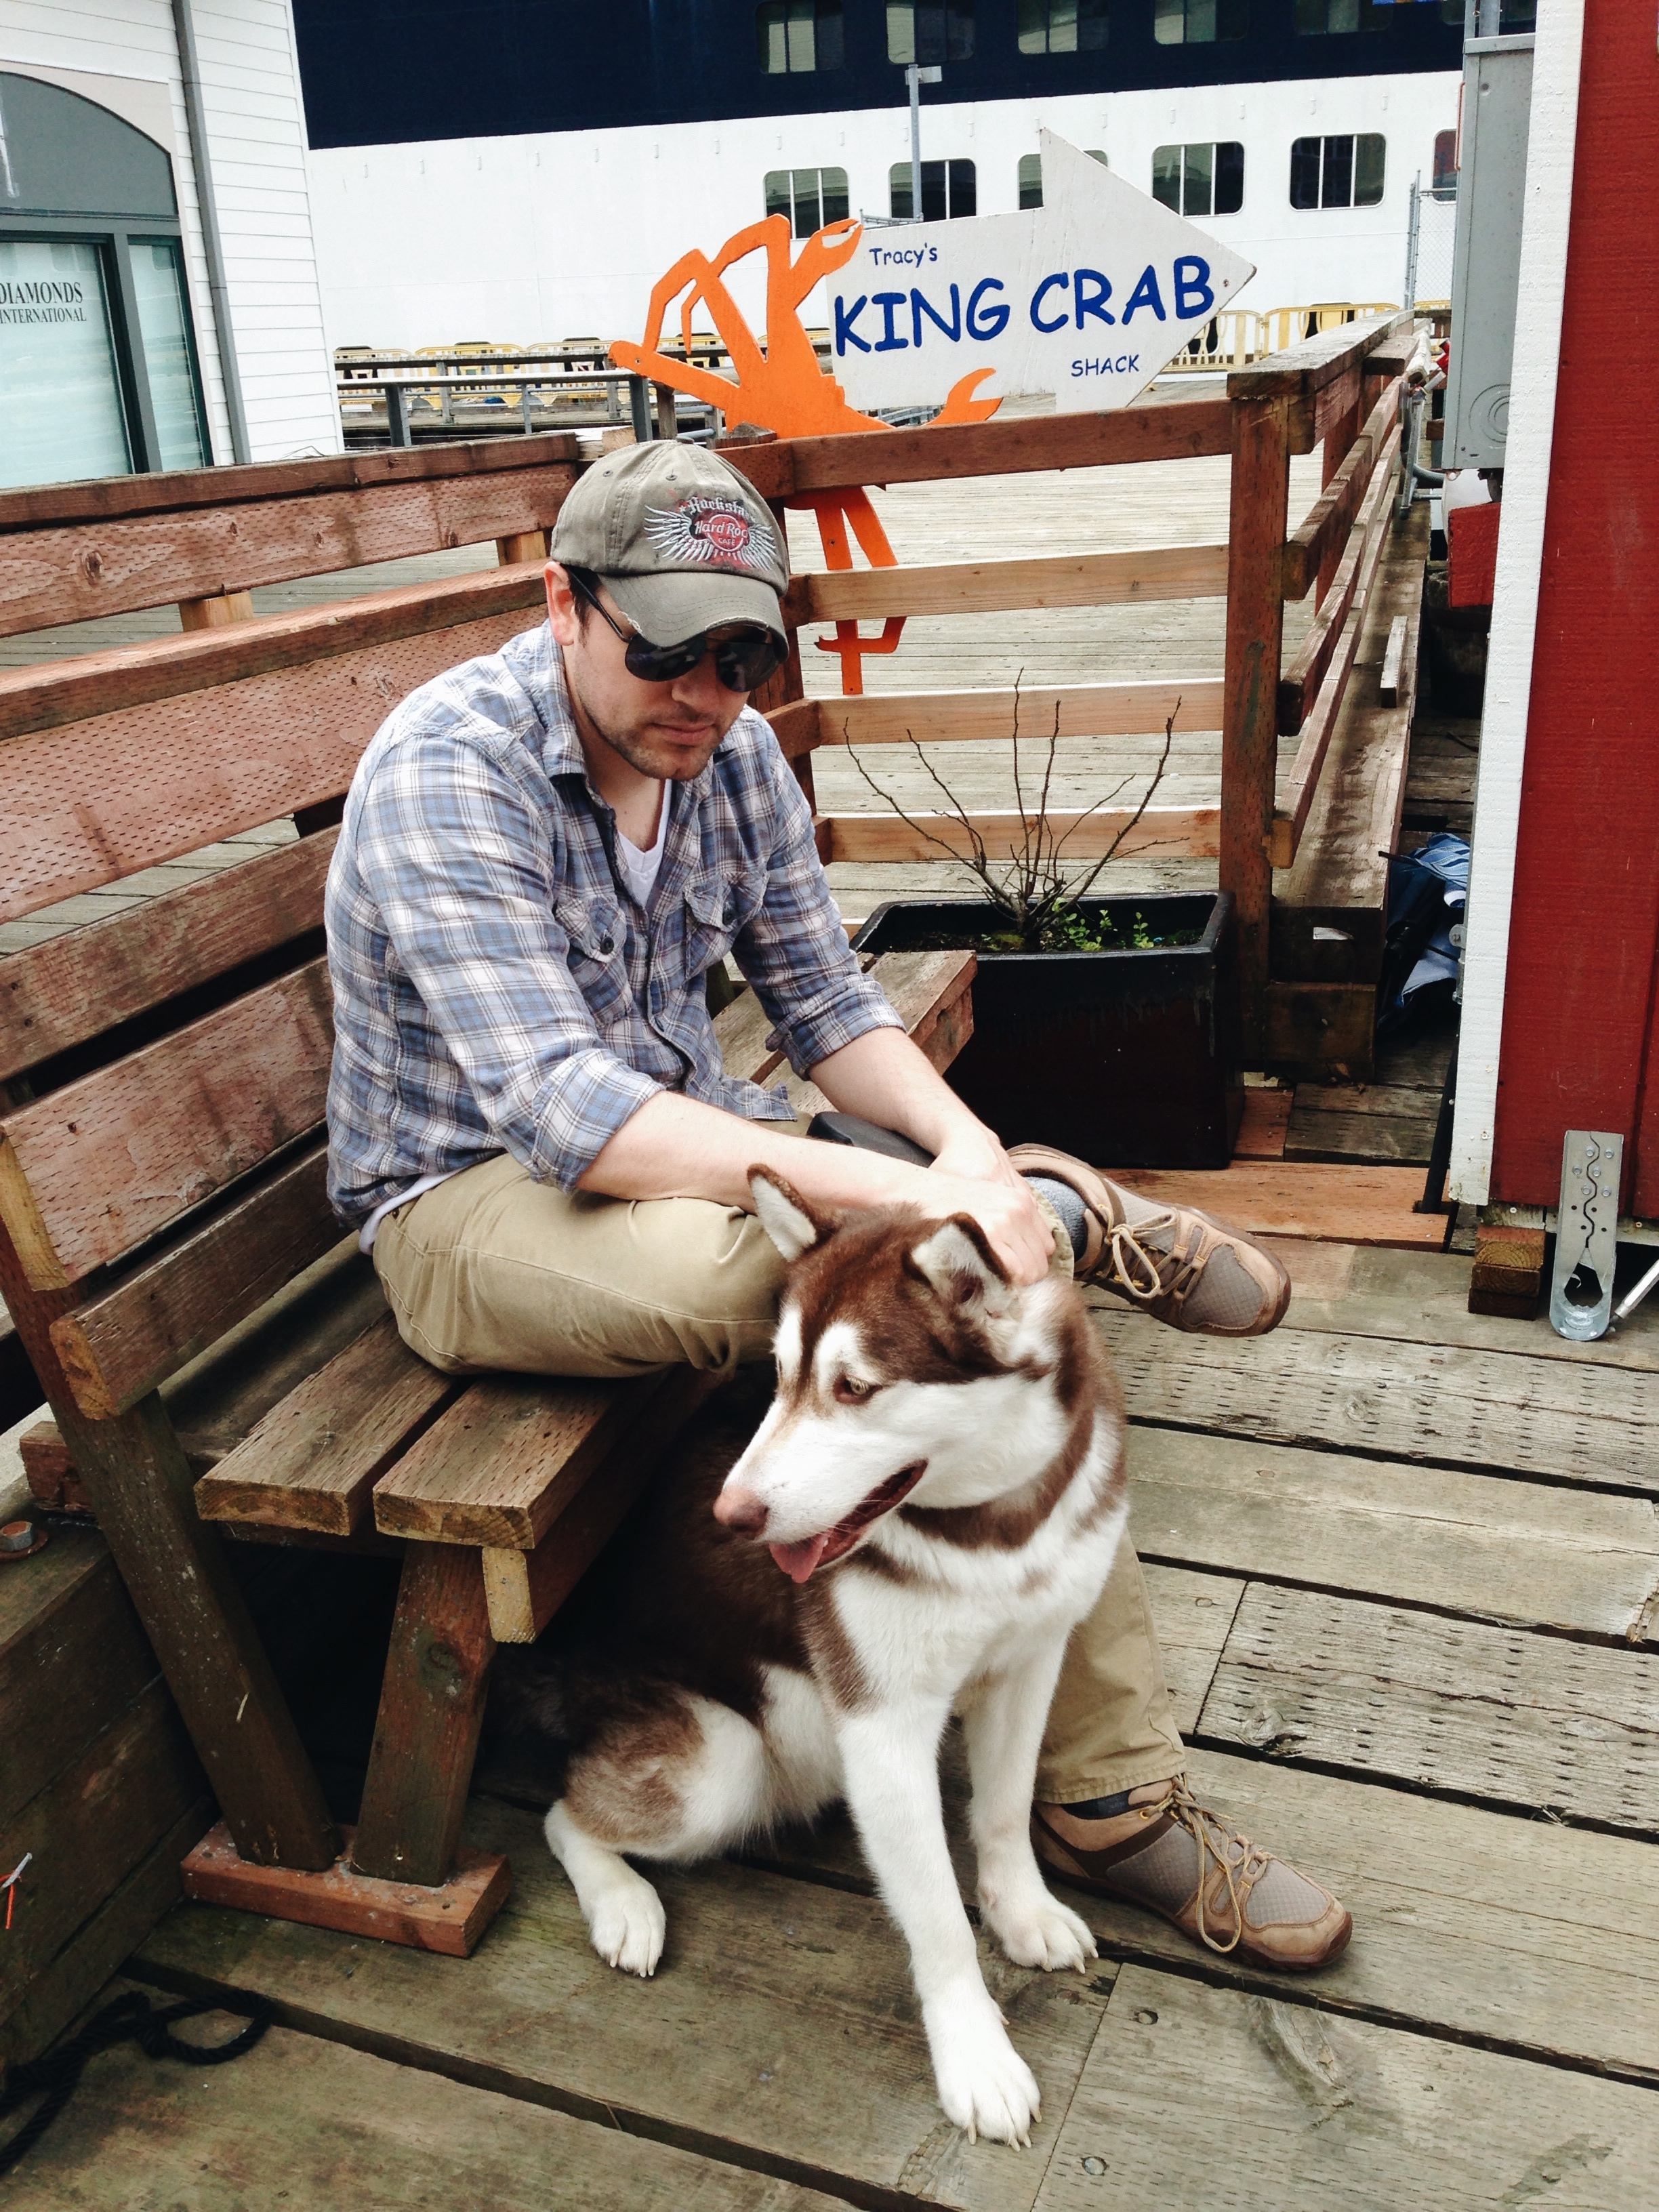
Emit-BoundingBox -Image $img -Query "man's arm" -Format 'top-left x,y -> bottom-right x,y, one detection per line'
578,1027 -> 1055,1285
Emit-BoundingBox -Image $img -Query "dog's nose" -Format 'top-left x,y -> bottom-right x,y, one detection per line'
714,1483 -> 769,1534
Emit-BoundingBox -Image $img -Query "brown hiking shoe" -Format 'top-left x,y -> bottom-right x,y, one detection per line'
1031,1783 -> 1352,1971
1008,1144 -> 1290,1336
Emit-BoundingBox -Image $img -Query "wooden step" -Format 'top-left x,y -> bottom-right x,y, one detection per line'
1103,1161 -> 1446,1248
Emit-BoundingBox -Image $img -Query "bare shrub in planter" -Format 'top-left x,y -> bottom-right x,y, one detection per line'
844,680 -> 1181,954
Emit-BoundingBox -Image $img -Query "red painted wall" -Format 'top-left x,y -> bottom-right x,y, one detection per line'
1490,0 -> 1659,1215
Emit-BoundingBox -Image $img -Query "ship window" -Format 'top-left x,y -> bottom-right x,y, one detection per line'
889,158 -> 977,221
1154,0 -> 1246,43
1016,0 -> 1109,52
1017,148 -> 1106,207
887,3 -> 975,66
756,1 -> 844,74
1432,127 -> 1457,199
1294,0 -> 1383,31
764,167 -> 851,238
1151,142 -> 1244,218
1290,134 -> 1386,209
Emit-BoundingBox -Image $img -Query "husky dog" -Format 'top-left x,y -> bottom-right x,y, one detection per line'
498,1168 -> 1128,2146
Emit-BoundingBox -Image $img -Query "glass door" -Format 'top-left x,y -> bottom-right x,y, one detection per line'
0,237 -> 131,488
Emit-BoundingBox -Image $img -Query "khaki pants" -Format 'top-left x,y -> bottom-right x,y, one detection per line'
374,1147 -> 1185,1801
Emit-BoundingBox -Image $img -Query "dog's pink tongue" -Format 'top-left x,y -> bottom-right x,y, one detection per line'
769,1532 -> 832,1584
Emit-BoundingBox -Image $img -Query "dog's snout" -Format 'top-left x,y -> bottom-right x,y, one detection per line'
714,1483 -> 769,1535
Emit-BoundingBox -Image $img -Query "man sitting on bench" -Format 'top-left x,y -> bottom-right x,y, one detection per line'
324,440 -> 1351,1971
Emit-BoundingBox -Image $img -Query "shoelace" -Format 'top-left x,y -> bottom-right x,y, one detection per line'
1144,1780 -> 1273,1955
1103,1212 -> 1210,1309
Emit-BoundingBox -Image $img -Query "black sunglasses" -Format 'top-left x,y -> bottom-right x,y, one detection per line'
569,571 -> 786,695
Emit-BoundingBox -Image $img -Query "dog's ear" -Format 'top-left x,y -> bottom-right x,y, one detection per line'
909,1214 -> 1014,1313
750,1168 -> 832,1261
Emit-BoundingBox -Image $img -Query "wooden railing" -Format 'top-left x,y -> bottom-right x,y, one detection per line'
721,308 -> 1416,1058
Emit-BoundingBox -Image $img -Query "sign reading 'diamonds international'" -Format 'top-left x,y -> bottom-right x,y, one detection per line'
831,130 -> 1256,416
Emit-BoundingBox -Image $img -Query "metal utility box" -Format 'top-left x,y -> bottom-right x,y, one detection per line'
1443,33 -> 1535,469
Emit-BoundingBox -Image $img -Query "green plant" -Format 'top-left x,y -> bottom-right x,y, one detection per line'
844,678 -> 1181,954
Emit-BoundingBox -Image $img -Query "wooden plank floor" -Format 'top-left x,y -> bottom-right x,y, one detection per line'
11,1229 -> 1657,2209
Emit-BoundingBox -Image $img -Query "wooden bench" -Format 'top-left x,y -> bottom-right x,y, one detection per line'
0,438 -> 975,1953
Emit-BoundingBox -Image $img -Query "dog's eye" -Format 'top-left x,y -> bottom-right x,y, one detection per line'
834,1374 -> 878,1404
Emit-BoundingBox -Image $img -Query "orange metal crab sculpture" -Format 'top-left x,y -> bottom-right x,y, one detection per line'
611,212 -> 1000,693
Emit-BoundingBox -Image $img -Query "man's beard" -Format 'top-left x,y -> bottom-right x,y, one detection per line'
567,664 -> 740,782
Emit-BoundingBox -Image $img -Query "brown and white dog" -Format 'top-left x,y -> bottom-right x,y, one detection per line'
500,1168 -> 1128,2146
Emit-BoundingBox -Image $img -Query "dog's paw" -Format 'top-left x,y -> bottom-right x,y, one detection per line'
983,1889 -> 1097,1974
585,1868 -> 667,1978
925,1992 -> 1042,2148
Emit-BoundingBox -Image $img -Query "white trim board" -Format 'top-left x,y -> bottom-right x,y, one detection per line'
1448,0 -> 1586,1206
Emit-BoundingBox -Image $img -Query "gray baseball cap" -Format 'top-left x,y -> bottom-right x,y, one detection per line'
550,439 -> 789,648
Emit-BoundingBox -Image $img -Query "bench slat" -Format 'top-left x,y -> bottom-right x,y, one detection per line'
0,466 -> 574,637
1,594 -> 541,925
1,960 -> 332,1289
0,565 -> 545,743
0,830 -> 335,1084
49,1141 -> 340,1420
194,1313 -> 459,1536
0,431 -> 580,534
373,1370 -> 682,1549
482,1368 -> 722,1642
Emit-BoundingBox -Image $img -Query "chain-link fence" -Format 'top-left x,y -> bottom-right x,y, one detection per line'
1405,178 -> 1458,312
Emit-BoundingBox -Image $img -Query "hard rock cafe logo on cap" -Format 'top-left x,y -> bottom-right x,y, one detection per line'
644,495 -> 776,570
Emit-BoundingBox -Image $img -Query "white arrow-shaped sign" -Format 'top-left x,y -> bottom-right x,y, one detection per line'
831,129 -> 1255,416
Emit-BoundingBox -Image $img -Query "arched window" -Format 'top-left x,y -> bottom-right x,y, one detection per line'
0,71 -> 208,487
1432,128 -> 1458,199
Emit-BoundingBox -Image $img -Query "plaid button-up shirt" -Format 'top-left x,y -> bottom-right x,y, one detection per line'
325,619 -> 900,1225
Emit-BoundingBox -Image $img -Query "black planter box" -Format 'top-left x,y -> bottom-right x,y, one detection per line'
853,891 -> 1242,1168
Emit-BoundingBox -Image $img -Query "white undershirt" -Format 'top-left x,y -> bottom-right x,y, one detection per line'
614,789 -> 670,907
359,790 -> 672,1255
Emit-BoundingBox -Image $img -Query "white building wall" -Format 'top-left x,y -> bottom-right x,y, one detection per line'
307,70 -> 1460,358
0,0 -> 337,462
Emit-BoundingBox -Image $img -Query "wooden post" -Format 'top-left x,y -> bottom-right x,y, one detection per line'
1221,393 -> 1292,1061
178,590 -> 255,630
495,529 -> 548,567
0,1209 -> 338,1872
754,495 -> 811,806
352,1543 -> 496,1887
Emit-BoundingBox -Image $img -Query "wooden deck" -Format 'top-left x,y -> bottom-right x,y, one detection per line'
9,1234 -> 1657,2207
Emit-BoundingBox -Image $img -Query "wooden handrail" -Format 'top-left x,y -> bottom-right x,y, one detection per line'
1270,424 -> 1401,870
1282,377 -> 1404,599
781,543 -> 1229,626
1277,418 -> 1404,734
1227,309 -> 1413,404
769,680 -> 1223,760
720,393 -> 1233,501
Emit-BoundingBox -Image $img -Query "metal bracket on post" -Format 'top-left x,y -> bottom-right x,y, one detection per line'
1549,1130 -> 1624,1340
629,374 -> 652,442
